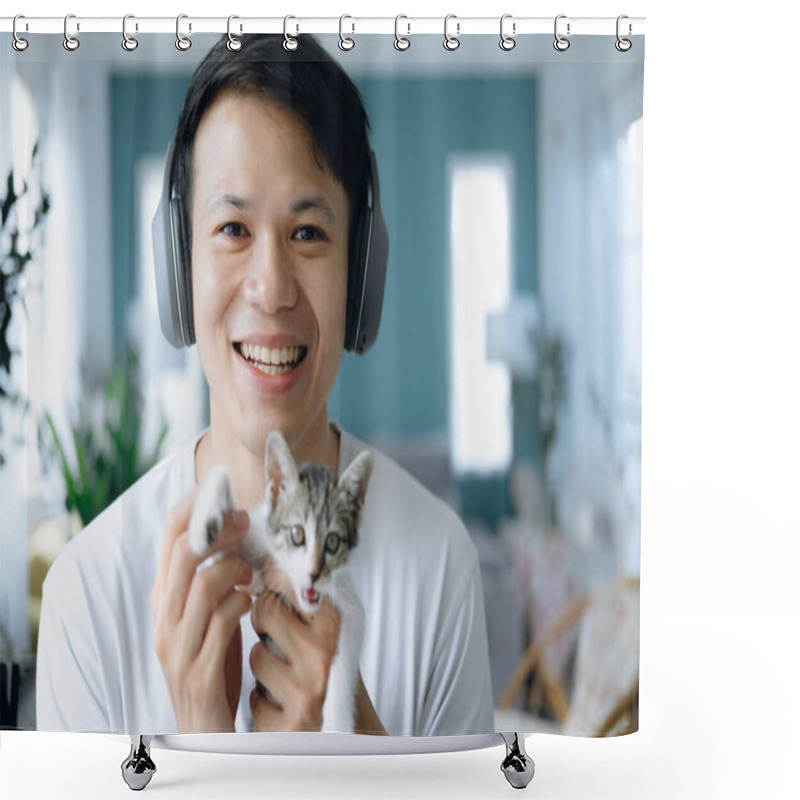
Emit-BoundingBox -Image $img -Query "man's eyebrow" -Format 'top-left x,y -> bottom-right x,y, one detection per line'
291,194 -> 337,223
207,192 -> 253,215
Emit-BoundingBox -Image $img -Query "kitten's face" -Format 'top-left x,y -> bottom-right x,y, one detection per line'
265,431 -> 372,615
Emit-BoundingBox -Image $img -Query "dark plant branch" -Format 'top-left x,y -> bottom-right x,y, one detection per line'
0,143 -> 50,467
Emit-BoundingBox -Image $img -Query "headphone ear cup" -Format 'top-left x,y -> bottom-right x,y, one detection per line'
345,149 -> 389,355
152,139 -> 194,348
169,196 -> 195,346
345,199 -> 369,352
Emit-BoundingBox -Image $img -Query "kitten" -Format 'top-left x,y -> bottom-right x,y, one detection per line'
187,430 -> 373,732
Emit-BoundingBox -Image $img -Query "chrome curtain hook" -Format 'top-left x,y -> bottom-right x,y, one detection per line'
12,14 -> 29,52
63,13 -> 80,51
444,14 -> 460,51
394,15 -> 410,51
175,14 -> 192,50
616,14 -> 632,51
283,15 -> 299,51
553,14 -> 570,51
122,14 -> 138,51
500,14 -> 516,51
227,15 -> 242,51
339,14 -> 355,51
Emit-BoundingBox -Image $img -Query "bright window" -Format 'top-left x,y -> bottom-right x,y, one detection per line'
448,155 -> 513,475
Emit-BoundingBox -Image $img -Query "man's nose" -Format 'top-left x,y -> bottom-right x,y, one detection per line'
242,233 -> 298,313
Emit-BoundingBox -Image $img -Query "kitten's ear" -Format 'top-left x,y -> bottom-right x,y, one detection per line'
339,450 -> 373,515
265,430 -> 299,505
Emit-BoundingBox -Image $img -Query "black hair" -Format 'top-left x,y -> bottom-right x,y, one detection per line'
172,33 -> 371,257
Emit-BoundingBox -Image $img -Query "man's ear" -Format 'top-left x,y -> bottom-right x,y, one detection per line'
265,430 -> 299,506
339,450 -> 373,516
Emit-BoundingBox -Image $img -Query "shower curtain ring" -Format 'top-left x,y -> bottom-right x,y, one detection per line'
12,15 -> 29,51
444,14 -> 460,51
63,13 -> 80,51
615,15 -> 632,51
553,14 -> 570,51
283,15 -> 299,51
227,15 -> 242,51
122,14 -> 138,51
500,14 -> 516,51
339,15 -> 355,50
175,14 -> 192,50
394,15 -> 410,51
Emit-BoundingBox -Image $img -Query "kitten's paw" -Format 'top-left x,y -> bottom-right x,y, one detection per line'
188,463 -> 234,555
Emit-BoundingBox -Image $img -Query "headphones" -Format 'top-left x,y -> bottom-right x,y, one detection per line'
152,138 -> 389,355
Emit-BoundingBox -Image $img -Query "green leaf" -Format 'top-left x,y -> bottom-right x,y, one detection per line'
45,413 -> 80,517
72,427 -> 90,498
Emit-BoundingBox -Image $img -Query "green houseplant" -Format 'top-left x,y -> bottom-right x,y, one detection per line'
43,346 -> 168,527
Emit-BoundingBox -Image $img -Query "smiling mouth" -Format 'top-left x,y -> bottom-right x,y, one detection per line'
235,342 -> 308,376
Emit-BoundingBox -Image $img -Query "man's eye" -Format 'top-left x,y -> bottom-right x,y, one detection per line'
220,221 -> 246,238
292,225 -> 326,242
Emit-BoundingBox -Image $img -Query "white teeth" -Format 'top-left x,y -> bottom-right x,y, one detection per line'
239,343 -> 302,369
253,362 -> 293,376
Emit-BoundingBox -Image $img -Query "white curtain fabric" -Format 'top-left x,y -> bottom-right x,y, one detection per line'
538,61 -> 643,582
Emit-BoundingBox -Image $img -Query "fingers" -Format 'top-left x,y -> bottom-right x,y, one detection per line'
250,686 -> 285,731
151,487 -> 254,732
158,504 -> 250,628
249,638 -> 292,709
199,583 -> 253,675
250,589 -> 340,678
152,487 -> 198,616
183,552 -> 253,656
249,641 -> 325,732
260,561 -> 298,608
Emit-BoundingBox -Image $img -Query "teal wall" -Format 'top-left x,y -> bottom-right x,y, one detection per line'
112,74 -> 188,357
112,72 -> 538,526
331,76 -> 539,448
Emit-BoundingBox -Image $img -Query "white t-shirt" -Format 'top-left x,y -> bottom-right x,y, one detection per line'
36,427 -> 495,736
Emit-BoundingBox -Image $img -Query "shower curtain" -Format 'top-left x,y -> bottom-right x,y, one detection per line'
0,19 -> 644,744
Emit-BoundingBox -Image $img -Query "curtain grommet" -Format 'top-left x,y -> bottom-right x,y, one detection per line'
226,15 -> 242,51
615,15 -> 632,51
175,14 -> 192,50
394,15 -> 411,51
339,14 -> 355,51
554,14 -> 570,51
122,14 -> 138,51
500,14 -> 516,51
444,14 -> 460,51
12,15 -> 29,52
63,13 -> 80,51
283,15 -> 299,51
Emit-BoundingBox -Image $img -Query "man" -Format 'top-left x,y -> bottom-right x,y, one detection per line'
37,34 -> 494,737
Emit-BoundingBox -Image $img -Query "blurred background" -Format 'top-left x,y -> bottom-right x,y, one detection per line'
0,33 -> 642,735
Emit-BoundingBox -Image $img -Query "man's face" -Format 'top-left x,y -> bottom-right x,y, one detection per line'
190,90 -> 350,459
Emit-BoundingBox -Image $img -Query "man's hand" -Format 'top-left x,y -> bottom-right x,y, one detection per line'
151,488 -> 253,733
249,565 -> 341,731
354,671 -> 387,735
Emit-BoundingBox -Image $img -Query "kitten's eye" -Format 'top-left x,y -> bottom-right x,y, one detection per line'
325,532 -> 341,555
289,525 -> 305,547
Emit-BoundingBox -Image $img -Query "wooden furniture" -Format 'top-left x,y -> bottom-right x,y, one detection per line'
499,576 -> 640,737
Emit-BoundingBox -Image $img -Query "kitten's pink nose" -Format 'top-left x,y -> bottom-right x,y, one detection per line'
303,587 -> 319,605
